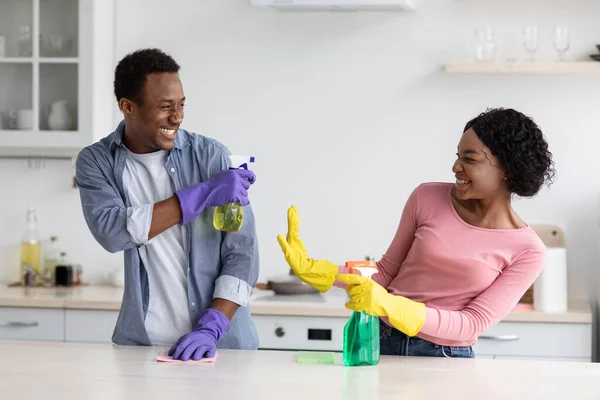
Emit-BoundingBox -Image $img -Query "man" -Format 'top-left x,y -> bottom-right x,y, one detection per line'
76,48 -> 259,361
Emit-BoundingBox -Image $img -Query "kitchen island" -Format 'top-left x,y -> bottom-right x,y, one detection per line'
1,340 -> 599,399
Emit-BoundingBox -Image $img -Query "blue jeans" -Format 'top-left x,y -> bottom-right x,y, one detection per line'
379,320 -> 474,358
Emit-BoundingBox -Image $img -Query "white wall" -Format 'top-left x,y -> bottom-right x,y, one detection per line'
2,0 -> 600,301
0,159 -> 123,284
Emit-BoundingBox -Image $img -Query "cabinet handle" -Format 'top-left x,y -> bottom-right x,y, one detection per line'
479,334 -> 519,341
0,321 -> 39,328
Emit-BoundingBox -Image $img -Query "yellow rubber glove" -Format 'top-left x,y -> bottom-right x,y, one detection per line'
276,205 -> 338,293
336,274 -> 426,337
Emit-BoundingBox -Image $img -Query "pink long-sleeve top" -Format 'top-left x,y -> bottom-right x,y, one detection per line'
361,182 -> 545,347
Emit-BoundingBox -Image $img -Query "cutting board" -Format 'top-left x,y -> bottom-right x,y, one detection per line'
530,224 -> 564,247
520,224 -> 564,304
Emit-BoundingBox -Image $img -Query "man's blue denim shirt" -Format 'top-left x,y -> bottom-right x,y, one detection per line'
75,120 -> 259,348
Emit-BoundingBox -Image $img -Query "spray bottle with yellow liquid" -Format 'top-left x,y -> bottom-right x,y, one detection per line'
213,155 -> 255,232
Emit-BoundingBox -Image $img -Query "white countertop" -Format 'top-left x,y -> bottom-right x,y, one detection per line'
0,285 -> 592,323
0,285 -> 124,310
1,340 -> 599,400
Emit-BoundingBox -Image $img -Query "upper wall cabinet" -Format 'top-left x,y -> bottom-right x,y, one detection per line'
0,0 -> 115,157
250,0 -> 417,11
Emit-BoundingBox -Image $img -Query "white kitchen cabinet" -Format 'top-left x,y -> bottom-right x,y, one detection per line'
0,285 -> 593,362
0,0 -> 115,157
0,307 -> 118,344
254,314 -> 593,361
0,308 -> 591,362
249,290 -> 593,360
0,307 -> 64,341
65,309 -> 118,343
471,321 -> 591,362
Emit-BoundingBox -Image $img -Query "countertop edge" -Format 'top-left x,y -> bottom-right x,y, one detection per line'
249,304 -> 352,317
1,303 -> 588,324
249,306 -> 592,323
0,299 -> 66,309
501,312 -> 592,324
64,302 -> 122,311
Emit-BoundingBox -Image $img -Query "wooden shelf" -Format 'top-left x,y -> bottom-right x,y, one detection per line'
444,61 -> 600,74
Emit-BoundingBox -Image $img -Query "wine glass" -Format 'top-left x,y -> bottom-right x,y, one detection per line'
522,25 -> 539,61
553,25 -> 570,61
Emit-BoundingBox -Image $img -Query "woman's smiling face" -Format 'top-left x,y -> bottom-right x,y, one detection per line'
452,128 -> 507,201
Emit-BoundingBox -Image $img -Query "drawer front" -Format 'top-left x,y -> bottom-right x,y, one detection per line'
473,322 -> 592,359
494,355 -> 591,363
65,310 -> 119,343
0,307 -> 64,341
253,315 -> 347,351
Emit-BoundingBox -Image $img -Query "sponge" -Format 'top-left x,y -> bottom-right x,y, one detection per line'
297,351 -> 335,365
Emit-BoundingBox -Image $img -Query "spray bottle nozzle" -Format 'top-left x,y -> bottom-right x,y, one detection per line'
228,155 -> 255,170
345,260 -> 377,279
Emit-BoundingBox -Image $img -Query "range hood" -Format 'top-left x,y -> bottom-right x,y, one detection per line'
250,0 -> 417,11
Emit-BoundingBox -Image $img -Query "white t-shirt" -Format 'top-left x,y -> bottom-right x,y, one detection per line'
122,147 -> 192,346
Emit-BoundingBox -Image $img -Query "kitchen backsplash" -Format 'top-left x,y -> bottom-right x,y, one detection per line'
0,159 -> 122,284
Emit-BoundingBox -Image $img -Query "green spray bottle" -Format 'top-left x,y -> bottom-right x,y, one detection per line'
343,265 -> 380,367
213,155 -> 255,232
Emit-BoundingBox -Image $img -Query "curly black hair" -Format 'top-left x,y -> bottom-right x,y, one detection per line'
464,108 -> 556,197
114,48 -> 180,105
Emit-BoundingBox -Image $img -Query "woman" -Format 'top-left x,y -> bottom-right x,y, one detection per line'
277,108 -> 556,358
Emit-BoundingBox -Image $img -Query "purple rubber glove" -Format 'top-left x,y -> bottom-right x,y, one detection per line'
174,169 -> 256,225
168,308 -> 230,361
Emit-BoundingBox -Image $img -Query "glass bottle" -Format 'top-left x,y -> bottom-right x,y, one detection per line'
20,207 -> 41,285
42,236 -> 59,286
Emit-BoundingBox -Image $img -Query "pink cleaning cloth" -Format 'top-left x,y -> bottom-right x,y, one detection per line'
156,349 -> 218,364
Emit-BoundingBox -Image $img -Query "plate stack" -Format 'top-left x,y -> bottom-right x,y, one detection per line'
588,44 -> 600,61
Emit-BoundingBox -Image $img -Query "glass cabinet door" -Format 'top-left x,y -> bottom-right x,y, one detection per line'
39,0 -> 79,131
0,0 -> 112,156
0,0 -> 34,131
39,63 -> 77,131
0,0 -> 79,137
0,0 -> 33,58
39,0 -> 78,58
0,63 -> 33,131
